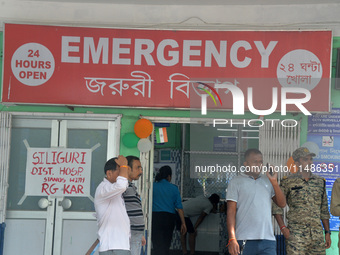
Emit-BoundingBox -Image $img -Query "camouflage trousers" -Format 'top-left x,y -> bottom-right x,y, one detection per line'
285,224 -> 325,255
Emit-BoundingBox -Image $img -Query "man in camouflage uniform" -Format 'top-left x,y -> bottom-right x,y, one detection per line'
273,147 -> 331,255
330,177 -> 340,254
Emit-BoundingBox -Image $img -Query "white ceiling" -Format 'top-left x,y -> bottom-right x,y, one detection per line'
29,0 -> 340,5
1,0 -> 340,34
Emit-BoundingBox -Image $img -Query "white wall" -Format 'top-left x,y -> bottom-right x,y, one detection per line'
1,0 -> 340,35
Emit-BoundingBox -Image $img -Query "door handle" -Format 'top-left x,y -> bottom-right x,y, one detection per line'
59,198 -> 72,210
38,198 -> 52,209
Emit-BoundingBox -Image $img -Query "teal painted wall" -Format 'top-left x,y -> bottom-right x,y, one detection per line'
1,31 -> 340,253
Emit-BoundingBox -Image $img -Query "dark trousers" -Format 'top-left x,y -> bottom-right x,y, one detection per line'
151,211 -> 176,255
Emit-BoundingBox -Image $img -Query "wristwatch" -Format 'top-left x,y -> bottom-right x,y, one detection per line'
324,230 -> 331,235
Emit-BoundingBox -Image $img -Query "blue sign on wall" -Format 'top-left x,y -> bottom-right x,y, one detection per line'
308,108 -> 340,135
213,137 -> 236,152
327,189 -> 340,231
308,108 -> 340,231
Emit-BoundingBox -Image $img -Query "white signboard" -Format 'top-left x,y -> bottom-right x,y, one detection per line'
25,147 -> 92,197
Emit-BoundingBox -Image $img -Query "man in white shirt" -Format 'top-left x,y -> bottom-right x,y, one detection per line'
94,155 -> 131,255
177,194 -> 220,255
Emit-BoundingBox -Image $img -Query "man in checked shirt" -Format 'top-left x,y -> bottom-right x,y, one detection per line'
123,156 -> 146,255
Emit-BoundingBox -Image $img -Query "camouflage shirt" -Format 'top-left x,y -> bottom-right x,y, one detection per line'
272,173 -> 330,226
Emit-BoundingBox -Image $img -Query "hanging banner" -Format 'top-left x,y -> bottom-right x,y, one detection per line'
307,108 -> 340,187
25,147 -> 92,197
307,108 -> 340,231
2,23 -> 332,112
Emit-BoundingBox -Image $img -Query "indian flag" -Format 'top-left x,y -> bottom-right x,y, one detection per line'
156,127 -> 168,143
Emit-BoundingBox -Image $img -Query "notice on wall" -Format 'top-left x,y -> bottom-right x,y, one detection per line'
25,147 -> 92,197
307,108 -> 340,187
213,137 -> 237,152
308,108 -> 340,231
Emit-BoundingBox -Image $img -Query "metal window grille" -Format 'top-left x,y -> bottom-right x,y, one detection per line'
183,123 -> 260,199
259,119 -> 300,235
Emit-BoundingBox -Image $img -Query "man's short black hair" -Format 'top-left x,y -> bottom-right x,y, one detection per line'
244,148 -> 262,161
104,157 -> 118,174
126,155 -> 140,169
209,193 -> 220,204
